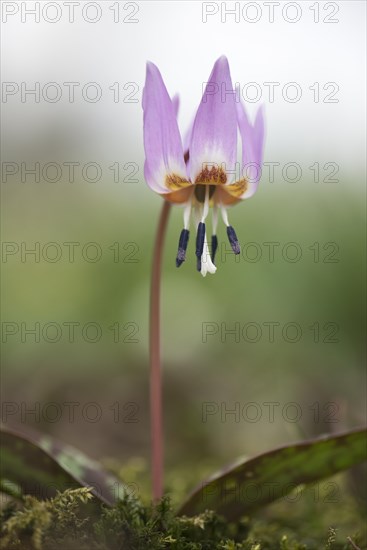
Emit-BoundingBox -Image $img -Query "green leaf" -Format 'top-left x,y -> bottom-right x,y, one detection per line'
0,426 -> 126,506
177,427 -> 367,520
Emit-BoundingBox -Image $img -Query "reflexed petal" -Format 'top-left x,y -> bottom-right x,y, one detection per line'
217,179 -> 248,206
143,62 -> 190,195
163,186 -> 193,204
234,101 -> 265,199
172,94 -> 180,118
189,56 -> 238,184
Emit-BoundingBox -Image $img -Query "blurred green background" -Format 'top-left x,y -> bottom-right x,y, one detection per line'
2,175 -> 365,464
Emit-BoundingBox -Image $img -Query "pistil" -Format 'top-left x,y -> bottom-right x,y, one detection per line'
199,187 -> 217,276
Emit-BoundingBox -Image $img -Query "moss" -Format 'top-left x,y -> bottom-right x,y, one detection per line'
1,485 -> 365,550
0,487 -> 93,550
1,465 -> 365,550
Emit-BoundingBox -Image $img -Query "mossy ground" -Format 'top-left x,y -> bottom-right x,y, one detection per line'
1,461 -> 365,550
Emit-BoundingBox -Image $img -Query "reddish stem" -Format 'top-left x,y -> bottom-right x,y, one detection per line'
149,199 -> 171,502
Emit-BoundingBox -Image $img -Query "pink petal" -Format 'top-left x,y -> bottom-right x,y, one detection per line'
143,63 -> 189,194
172,94 -> 180,118
188,56 -> 238,184
236,102 -> 265,198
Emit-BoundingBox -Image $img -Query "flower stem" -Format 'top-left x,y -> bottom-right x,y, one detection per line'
150,199 -> 171,502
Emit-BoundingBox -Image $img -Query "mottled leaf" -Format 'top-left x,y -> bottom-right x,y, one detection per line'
0,426 -> 126,506
178,428 -> 367,520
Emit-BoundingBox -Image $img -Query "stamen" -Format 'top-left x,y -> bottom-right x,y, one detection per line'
221,205 -> 240,255
176,198 -> 192,268
176,229 -> 190,267
220,205 -> 230,227
227,225 -> 241,255
194,205 -> 201,227
183,200 -> 192,230
196,187 -> 210,271
211,235 -> 218,264
212,204 -> 219,234
211,204 -> 219,264
196,222 -> 205,271
201,185 -> 210,223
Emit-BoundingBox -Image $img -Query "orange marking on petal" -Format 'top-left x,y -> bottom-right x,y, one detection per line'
162,186 -> 193,204
165,173 -> 192,192
217,178 -> 248,205
195,165 -> 227,185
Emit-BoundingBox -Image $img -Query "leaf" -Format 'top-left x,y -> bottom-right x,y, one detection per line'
0,426 -> 126,506
177,427 -> 367,520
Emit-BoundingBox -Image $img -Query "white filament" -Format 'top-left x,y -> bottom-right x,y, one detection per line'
183,199 -> 192,230
212,204 -> 219,235
201,186 -> 210,223
220,205 -> 230,227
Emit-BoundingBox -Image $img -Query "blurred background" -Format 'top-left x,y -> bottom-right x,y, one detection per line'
1,0 -> 366,518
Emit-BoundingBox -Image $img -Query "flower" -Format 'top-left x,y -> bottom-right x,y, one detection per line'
142,56 -> 265,276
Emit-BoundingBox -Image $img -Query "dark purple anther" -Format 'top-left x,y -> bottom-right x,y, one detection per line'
196,222 -> 206,271
176,229 -> 190,267
226,225 -> 240,254
211,235 -> 218,264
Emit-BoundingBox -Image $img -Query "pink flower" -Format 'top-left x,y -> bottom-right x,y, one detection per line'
143,56 -> 265,276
